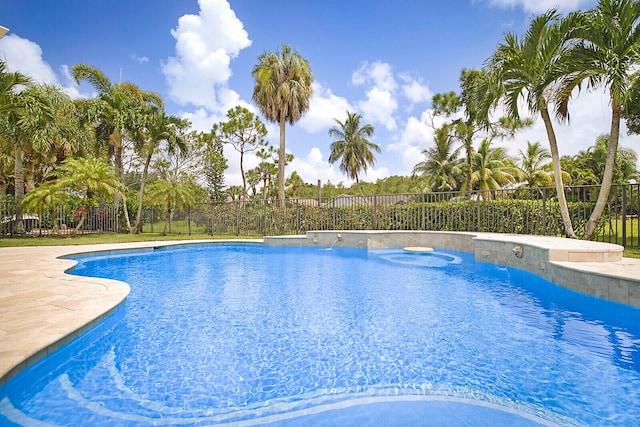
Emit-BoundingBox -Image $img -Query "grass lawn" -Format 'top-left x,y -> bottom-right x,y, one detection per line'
0,233 -> 261,247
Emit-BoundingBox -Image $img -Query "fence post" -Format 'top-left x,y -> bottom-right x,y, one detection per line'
296,200 -> 300,235
235,202 -> 240,236
476,191 -> 481,232
421,193 -> 425,230
372,196 -> 377,230
188,205 -> 192,236
542,188 -> 547,236
622,184 -> 627,247
263,201 -> 267,236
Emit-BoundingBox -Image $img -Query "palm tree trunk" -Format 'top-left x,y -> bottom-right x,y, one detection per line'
540,107 -> 577,239
582,105 -> 621,240
278,118 -> 286,207
132,152 -> 153,234
13,139 -> 25,235
75,209 -> 87,232
112,128 -> 132,231
464,139 -> 472,197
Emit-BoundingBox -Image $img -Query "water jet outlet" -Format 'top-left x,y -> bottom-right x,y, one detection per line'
513,245 -> 524,258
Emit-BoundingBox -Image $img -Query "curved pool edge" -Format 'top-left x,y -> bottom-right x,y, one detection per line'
1,232 -> 639,389
0,239 -> 263,386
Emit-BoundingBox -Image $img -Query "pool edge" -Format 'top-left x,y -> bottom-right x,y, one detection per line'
1,233 -> 639,388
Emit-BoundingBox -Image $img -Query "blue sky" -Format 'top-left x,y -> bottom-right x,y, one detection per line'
3,0 -> 632,187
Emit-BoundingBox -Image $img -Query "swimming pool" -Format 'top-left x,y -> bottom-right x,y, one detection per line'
1,243 -> 639,426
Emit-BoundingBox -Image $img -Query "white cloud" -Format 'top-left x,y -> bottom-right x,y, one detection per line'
485,0 -> 595,13
298,82 -> 354,133
162,0 -> 251,113
0,35 -> 90,99
0,34 -> 57,84
387,112 -> 434,174
130,54 -> 149,64
353,61 -> 397,91
289,147 -> 340,185
353,61 -> 398,131
399,74 -> 433,105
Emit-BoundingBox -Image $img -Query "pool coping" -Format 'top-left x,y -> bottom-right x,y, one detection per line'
1,233 -> 639,387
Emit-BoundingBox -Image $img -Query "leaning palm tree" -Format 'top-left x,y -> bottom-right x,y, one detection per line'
485,9 -> 579,237
131,108 -> 188,233
413,126 -> 463,192
251,44 -> 313,205
562,0 -> 640,239
328,111 -> 380,196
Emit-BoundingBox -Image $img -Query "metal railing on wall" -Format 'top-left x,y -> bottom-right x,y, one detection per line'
2,183 -> 639,247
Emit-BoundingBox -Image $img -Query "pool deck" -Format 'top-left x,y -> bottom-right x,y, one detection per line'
1,234 -> 639,387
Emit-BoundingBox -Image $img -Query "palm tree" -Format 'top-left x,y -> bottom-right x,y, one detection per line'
286,171 -> 305,198
55,157 -> 125,231
2,83 -> 58,234
518,141 -> 555,188
470,139 -> 523,196
251,44 -> 313,205
564,0 -> 640,239
0,60 -> 31,114
131,108 -> 188,233
485,9 -> 580,237
21,180 -> 71,234
146,174 -> 197,235
328,111 -> 380,196
413,126 -> 463,192
71,63 -> 163,230
0,62 -> 31,233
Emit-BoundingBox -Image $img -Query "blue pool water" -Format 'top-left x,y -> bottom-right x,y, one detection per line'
1,243 -> 640,426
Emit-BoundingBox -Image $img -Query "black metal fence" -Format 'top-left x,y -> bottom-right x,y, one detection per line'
0,201 -> 118,237
2,183 -> 639,246
140,183 -> 640,247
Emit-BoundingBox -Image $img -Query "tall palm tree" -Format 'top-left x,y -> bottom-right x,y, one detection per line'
413,126 -> 463,192
251,44 -> 313,205
328,111 -> 380,196
71,63 -> 163,230
518,141 -> 554,188
131,108 -> 188,233
0,62 -> 31,233
2,83 -> 59,234
485,9 -> 580,237
470,139 -> 523,195
564,0 -> 640,239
